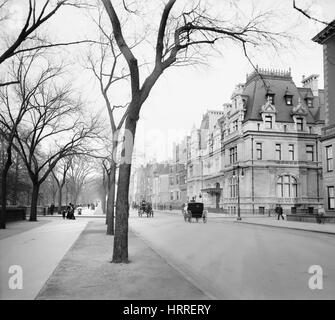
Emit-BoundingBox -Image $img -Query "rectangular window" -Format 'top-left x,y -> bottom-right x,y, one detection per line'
296,117 -> 304,131
229,146 -> 237,164
306,145 -> 314,162
328,186 -> 335,210
275,144 -> 281,160
289,144 -> 294,161
256,142 -> 262,160
264,116 -> 272,129
233,120 -> 238,131
267,94 -> 275,104
306,98 -> 313,108
285,96 -> 293,105
189,166 -> 193,177
326,146 -> 333,171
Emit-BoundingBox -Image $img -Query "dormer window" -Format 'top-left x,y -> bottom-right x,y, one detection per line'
296,117 -> 304,131
306,98 -> 313,108
284,87 -> 293,106
285,96 -> 293,105
266,93 -> 275,105
264,115 -> 273,129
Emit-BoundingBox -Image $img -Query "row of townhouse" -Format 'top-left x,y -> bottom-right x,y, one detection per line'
129,162 -> 174,210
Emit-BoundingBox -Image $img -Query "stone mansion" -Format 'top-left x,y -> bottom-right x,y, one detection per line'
184,68 -> 325,214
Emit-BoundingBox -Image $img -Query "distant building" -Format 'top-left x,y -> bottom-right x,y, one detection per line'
169,139 -> 188,209
131,162 -> 171,209
187,111 -> 225,205
313,20 -> 335,214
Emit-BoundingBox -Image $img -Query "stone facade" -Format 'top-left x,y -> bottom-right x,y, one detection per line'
313,20 -> 335,215
186,68 -> 325,214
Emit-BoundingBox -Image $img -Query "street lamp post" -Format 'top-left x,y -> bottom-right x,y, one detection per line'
233,165 -> 242,221
237,166 -> 242,221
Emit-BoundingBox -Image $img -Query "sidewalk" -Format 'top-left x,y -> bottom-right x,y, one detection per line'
0,219 -> 50,240
37,219 -> 209,300
0,218 -> 88,299
237,217 -> 335,235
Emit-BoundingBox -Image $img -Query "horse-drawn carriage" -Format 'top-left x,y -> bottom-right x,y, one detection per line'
182,202 -> 207,223
138,202 -> 154,218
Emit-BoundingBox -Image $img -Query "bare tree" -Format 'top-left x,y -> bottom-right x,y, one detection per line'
0,52 -> 43,228
101,0 -> 290,262
0,0 -> 100,87
292,0 -> 330,26
85,4 -> 129,235
51,156 -> 72,214
1,56 -> 100,221
66,155 -> 96,206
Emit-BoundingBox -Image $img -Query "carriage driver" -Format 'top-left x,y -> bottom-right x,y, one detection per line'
140,199 -> 146,211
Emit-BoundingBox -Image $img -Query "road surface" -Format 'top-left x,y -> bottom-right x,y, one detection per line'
129,210 -> 335,299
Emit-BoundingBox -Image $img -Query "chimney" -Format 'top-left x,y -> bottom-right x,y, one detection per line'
301,74 -> 319,96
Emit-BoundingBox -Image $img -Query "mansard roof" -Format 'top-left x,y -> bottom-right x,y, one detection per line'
242,69 -> 321,124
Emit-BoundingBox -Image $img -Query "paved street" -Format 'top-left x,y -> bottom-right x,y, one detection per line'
0,218 -> 88,300
1,211 -> 335,300
129,210 -> 335,299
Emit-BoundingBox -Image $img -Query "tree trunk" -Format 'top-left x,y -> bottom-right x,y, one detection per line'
112,117 -> 137,263
29,183 -> 40,221
13,153 -> 19,205
102,168 -> 107,215
57,185 -> 63,214
107,163 -> 116,235
65,183 -> 68,204
0,148 -> 13,229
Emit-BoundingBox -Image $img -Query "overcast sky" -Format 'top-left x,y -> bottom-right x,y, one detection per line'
4,0 -> 335,165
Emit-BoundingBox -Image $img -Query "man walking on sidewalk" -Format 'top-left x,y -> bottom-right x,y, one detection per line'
275,204 -> 284,220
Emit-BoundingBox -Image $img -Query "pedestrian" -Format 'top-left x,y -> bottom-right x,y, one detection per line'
275,204 -> 284,220
62,210 -> 66,219
50,203 -> 55,215
66,205 -> 71,219
317,206 -> 325,224
69,203 -> 75,219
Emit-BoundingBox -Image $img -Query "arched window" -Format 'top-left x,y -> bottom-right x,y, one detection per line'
277,175 -> 297,198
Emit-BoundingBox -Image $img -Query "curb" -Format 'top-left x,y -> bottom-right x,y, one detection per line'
236,220 -> 335,236
130,226 -> 218,300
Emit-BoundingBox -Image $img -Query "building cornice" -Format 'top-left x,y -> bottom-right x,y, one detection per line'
312,20 -> 335,44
